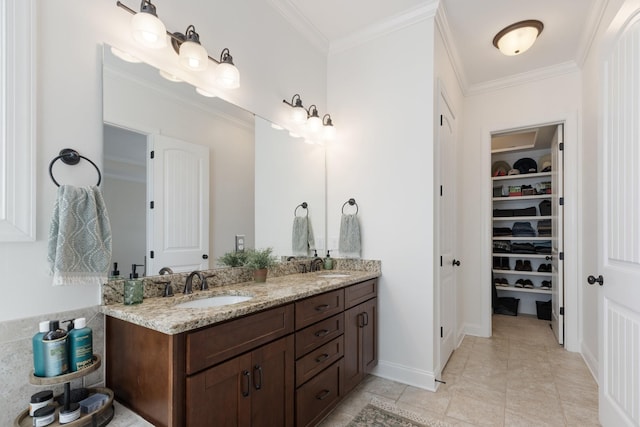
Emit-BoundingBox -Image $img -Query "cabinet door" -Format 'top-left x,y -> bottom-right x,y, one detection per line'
251,335 -> 295,427
186,353 -> 252,427
343,298 -> 378,394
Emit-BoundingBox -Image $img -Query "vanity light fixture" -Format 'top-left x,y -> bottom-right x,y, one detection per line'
322,114 -> 336,141
130,0 -> 167,49
283,94 -> 308,125
172,25 -> 208,71
306,105 -> 322,133
493,20 -> 543,56
117,1 -> 240,87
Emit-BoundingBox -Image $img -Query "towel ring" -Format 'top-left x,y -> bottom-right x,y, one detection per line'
49,148 -> 102,187
342,198 -> 358,215
294,202 -> 308,217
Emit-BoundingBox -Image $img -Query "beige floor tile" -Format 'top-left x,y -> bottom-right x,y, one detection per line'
320,315 -> 599,427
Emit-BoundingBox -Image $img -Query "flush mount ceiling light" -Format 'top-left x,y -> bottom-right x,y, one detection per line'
493,20 -> 543,56
116,1 -> 240,88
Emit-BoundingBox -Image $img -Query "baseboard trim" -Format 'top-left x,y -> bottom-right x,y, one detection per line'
462,321 -> 490,338
580,341 -> 599,384
372,360 -> 437,391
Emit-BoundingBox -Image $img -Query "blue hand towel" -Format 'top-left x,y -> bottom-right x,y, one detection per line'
292,216 -> 315,256
48,185 -> 112,285
339,214 -> 361,258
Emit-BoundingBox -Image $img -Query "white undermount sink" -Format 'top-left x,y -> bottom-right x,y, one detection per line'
317,273 -> 351,278
175,295 -> 253,309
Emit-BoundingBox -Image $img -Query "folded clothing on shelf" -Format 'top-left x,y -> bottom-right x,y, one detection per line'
511,242 -> 536,254
493,227 -> 512,236
512,206 -> 537,216
539,200 -> 551,216
493,208 -> 513,217
537,219 -> 552,236
534,241 -> 552,254
493,240 -> 512,253
512,221 -> 536,237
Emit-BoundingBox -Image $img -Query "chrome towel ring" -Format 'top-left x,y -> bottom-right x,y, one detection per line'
342,198 -> 358,214
294,202 -> 308,217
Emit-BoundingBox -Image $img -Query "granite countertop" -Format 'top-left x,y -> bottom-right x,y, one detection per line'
100,270 -> 379,335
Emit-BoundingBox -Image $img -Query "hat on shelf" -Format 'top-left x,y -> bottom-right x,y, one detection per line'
539,153 -> 551,172
491,160 -> 511,177
513,157 -> 538,174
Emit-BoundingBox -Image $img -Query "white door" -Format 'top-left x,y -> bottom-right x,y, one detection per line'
438,91 -> 457,372
148,134 -> 210,274
598,5 -> 640,425
551,124 -> 564,344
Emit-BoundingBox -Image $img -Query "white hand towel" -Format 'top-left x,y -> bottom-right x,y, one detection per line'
339,214 -> 361,258
48,185 -> 112,285
292,216 -> 315,256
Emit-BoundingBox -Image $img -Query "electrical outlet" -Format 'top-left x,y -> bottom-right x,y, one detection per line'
235,235 -> 245,252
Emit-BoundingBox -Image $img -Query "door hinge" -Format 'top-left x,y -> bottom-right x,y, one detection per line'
150,150 -> 154,159
559,142 -> 564,151
440,115 -> 443,126
150,250 -> 154,259
560,307 -> 564,316
150,201 -> 154,209
440,185 -> 443,196
440,256 -> 443,267
559,252 -> 564,261
440,326 -> 443,338
559,197 -> 564,206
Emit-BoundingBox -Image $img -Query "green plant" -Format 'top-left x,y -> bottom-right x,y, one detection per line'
218,250 -> 248,267
244,247 -> 278,270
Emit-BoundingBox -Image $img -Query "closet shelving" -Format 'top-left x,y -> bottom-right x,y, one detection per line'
491,161 -> 554,306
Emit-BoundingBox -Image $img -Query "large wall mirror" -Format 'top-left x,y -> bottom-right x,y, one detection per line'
102,45 -> 326,277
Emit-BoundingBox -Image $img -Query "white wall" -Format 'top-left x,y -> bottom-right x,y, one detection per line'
458,72 -> 582,346
0,0 -> 326,322
255,117 -> 326,258
327,17 -> 439,389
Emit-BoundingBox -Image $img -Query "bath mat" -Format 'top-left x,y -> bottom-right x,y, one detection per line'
347,398 -> 450,427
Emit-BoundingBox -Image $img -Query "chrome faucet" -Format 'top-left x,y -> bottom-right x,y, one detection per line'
310,257 -> 324,272
184,271 -> 205,294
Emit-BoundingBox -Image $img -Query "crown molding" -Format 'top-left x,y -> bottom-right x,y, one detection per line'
575,0 -> 609,66
266,0 -> 330,54
330,1 -> 439,54
434,4 -> 470,95
465,60 -> 580,96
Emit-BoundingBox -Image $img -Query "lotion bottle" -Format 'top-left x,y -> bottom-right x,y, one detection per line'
68,317 -> 93,371
124,264 -> 144,305
32,321 -> 50,377
323,251 -> 333,270
42,320 -> 68,376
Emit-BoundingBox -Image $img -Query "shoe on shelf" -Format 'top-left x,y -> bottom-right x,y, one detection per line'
541,280 -> 552,289
523,260 -> 533,271
493,257 -> 501,270
523,279 -> 534,289
499,278 -> 510,287
537,263 -> 546,272
515,279 -> 525,288
501,257 -> 511,270
515,260 -> 524,271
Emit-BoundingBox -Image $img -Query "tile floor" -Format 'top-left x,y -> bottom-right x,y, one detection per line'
320,314 -> 600,426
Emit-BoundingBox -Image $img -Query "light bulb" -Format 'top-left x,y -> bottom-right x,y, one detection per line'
291,106 -> 307,125
215,63 -> 240,89
307,115 -> 322,133
131,12 -> 167,49
179,41 -> 208,71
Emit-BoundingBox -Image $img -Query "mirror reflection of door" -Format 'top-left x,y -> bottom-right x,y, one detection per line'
103,124 -> 147,277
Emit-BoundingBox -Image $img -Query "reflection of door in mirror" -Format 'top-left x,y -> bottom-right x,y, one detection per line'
104,126 -> 210,276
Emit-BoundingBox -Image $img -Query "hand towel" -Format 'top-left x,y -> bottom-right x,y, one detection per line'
48,185 -> 112,285
339,214 -> 361,258
292,216 -> 315,256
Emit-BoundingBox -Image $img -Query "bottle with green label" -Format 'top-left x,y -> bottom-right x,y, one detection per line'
68,317 -> 93,371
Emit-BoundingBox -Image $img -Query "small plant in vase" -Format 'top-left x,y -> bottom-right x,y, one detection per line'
244,247 -> 278,282
218,250 -> 249,268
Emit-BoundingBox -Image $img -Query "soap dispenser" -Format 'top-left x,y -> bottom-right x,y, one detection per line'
109,262 -> 121,280
323,251 -> 333,270
124,264 -> 144,305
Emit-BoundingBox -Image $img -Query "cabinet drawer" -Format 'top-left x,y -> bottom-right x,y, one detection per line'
295,313 -> 344,358
186,304 -> 294,374
345,279 -> 377,309
296,336 -> 343,387
295,289 -> 344,329
296,359 -> 342,427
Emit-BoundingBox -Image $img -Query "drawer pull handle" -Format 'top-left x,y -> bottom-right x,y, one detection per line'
315,353 -> 330,363
254,364 -> 263,390
314,329 -> 330,337
363,311 -> 369,326
316,389 -> 331,400
242,370 -> 251,397
315,304 -> 330,311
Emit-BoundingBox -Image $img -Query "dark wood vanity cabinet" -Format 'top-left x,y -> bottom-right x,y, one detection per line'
343,279 -> 378,395
105,278 -> 377,427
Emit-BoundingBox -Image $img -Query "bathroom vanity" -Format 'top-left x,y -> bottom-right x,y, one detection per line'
102,271 -> 379,427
